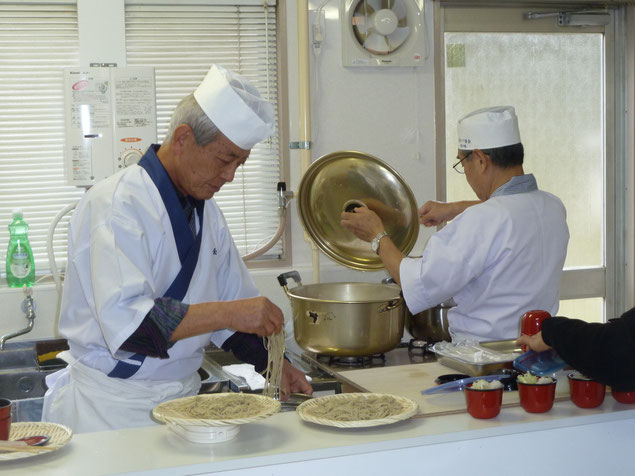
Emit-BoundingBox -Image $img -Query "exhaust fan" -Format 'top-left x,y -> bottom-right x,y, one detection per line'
341,0 -> 425,67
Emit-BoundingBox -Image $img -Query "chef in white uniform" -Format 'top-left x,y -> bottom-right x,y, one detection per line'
43,64 -> 312,433
341,106 -> 569,342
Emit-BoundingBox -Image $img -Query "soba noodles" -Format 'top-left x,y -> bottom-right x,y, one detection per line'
160,394 -> 269,420
263,330 -> 285,399
303,395 -> 407,422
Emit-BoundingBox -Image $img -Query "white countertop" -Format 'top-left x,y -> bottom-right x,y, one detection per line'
2,394 -> 635,476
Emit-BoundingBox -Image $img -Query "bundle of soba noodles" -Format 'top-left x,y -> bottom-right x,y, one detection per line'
262,330 -> 285,399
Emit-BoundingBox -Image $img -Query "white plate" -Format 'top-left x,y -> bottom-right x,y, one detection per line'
0,422 -> 72,461
168,423 -> 240,444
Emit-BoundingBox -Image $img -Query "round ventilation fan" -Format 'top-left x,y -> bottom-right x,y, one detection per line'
341,0 -> 425,67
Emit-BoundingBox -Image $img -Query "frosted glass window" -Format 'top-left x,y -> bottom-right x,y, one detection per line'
558,297 -> 604,324
444,33 -> 604,269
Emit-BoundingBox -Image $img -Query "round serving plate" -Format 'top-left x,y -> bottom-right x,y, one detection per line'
153,393 -> 281,427
296,392 -> 418,428
0,422 -> 72,461
153,393 -> 280,443
297,150 -> 419,270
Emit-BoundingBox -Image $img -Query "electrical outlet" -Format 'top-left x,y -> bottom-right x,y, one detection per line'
311,8 -> 326,55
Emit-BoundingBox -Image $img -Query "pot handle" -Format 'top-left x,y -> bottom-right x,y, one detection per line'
277,270 -> 302,291
380,298 -> 402,313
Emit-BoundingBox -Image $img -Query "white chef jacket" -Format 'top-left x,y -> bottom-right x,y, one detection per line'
400,174 -> 569,342
43,151 -> 259,431
57,161 -> 258,378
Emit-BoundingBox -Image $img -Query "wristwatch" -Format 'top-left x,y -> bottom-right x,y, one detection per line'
371,231 -> 388,255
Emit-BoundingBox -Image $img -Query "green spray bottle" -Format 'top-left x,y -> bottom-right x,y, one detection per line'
6,209 -> 35,287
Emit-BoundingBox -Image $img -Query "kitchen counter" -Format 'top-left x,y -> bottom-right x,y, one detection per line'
2,366 -> 634,475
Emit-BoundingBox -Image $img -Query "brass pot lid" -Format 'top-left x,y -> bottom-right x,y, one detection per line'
297,150 -> 419,271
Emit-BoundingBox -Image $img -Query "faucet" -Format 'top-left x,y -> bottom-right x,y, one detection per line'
0,286 -> 36,350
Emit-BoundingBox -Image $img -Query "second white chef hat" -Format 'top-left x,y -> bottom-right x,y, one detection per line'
457,106 -> 521,151
194,64 -> 274,150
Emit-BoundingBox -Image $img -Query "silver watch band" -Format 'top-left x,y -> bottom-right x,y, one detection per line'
372,231 -> 388,254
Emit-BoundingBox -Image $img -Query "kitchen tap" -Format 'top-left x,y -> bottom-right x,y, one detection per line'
0,286 -> 36,350
277,182 -> 294,216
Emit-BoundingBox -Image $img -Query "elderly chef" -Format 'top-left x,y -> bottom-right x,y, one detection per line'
43,64 -> 312,433
341,106 -> 569,342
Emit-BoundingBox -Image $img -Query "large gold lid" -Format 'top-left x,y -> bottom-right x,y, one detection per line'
297,151 -> 419,270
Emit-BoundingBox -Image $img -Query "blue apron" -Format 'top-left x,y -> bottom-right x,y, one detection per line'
108,146 -> 204,378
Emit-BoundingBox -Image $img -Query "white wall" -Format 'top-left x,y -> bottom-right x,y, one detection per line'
0,0 -> 438,345
287,0 -> 437,275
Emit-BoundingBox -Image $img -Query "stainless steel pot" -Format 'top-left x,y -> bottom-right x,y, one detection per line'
278,271 -> 405,356
406,300 -> 455,343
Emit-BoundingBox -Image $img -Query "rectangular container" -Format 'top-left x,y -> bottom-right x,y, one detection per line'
434,339 -> 522,377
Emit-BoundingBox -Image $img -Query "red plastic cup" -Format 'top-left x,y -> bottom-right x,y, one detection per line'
568,373 -> 605,408
518,380 -> 557,413
520,310 -> 551,352
464,384 -> 503,419
0,398 -> 11,440
611,389 -> 635,404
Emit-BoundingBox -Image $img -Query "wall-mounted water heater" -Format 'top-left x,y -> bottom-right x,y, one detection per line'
63,67 -> 157,187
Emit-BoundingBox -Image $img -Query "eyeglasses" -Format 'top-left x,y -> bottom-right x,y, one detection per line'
452,151 -> 473,174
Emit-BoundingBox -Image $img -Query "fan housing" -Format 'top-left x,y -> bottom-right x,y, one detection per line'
341,0 -> 425,67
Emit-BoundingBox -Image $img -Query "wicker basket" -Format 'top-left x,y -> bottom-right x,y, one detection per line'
0,422 -> 72,461
153,393 -> 280,427
297,393 -> 418,428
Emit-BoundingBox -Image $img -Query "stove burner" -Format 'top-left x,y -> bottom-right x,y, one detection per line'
407,338 -> 435,353
409,339 -> 427,350
317,353 -> 386,368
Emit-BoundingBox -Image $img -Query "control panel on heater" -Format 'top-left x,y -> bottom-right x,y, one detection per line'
63,67 -> 157,187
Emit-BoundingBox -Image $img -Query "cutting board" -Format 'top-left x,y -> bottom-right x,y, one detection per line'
337,361 -> 570,418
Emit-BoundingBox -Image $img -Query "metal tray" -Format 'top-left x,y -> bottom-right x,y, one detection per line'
434,339 -> 522,377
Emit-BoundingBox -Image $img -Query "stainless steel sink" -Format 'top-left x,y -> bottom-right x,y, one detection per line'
0,369 -> 51,400
0,349 -> 39,370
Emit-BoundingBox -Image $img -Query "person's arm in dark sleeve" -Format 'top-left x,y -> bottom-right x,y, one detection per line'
541,308 -> 635,390
221,332 -> 269,373
119,297 -> 188,358
120,296 -> 280,372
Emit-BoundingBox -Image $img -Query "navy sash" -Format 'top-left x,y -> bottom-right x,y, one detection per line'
108,147 -> 204,379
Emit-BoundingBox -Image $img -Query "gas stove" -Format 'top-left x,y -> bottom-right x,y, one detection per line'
202,342 -> 440,397
300,342 -> 437,376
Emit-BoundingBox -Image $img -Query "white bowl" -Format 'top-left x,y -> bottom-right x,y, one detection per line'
168,423 -> 240,444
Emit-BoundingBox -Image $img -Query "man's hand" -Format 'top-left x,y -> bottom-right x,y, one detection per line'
228,297 -> 284,337
279,360 -> 313,401
340,207 -> 385,242
516,332 -> 551,353
418,200 -> 480,227
358,198 -> 408,227
418,201 -> 455,227
171,297 -> 284,342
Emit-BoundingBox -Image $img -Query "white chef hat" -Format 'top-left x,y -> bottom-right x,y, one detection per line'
457,106 -> 521,151
193,64 -> 274,150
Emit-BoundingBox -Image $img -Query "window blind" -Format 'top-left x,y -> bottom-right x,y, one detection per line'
0,3 -> 82,278
125,2 -> 283,259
